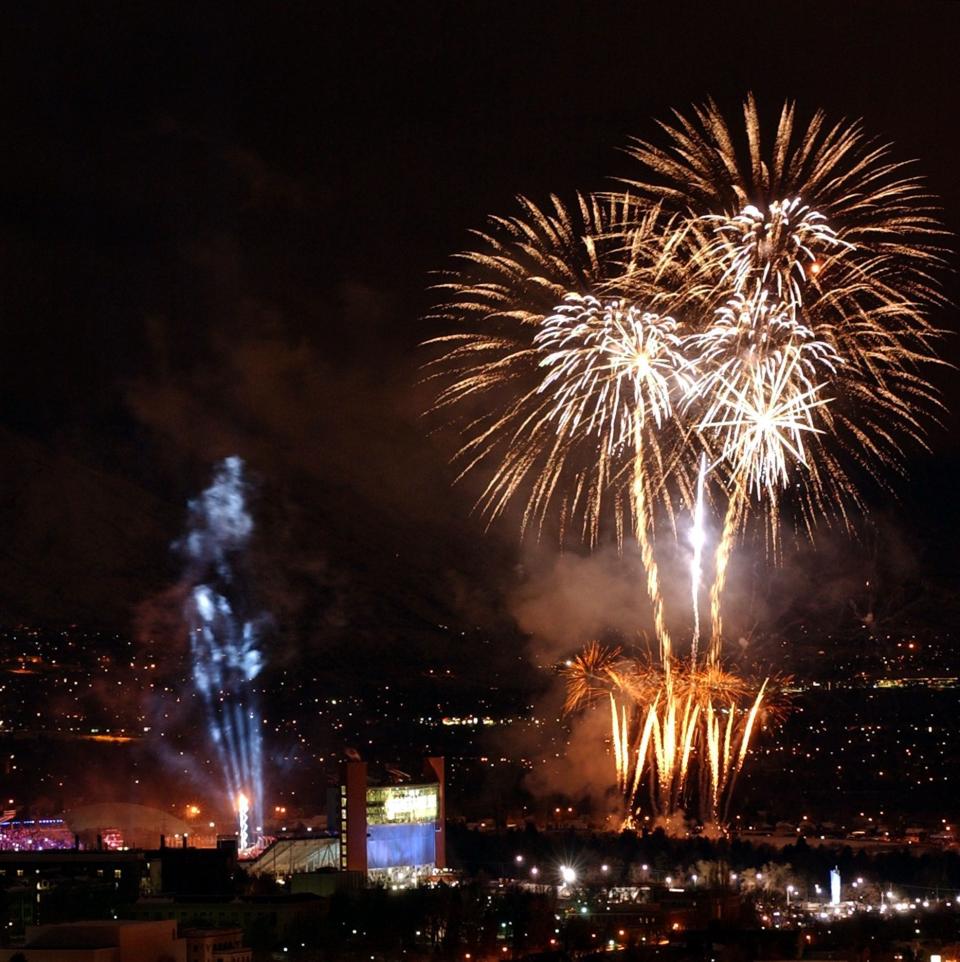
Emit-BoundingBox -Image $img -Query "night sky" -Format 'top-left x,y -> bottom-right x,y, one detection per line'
2,2 -> 959,676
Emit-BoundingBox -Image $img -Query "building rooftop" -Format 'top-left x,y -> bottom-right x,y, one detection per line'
24,919 -> 175,949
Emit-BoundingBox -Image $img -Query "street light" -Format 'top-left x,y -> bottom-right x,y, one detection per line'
560,865 -> 576,886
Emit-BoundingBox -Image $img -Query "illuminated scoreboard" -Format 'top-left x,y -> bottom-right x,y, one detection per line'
366,784 -> 439,825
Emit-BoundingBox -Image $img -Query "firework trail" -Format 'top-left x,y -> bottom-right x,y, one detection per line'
181,457 -> 265,850
689,453 -> 707,663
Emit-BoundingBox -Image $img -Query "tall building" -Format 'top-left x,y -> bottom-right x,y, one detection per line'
338,756 -> 445,881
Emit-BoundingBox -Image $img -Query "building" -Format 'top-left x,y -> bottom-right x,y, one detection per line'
337,756 -> 446,881
125,894 -> 325,945
0,849 -> 144,933
0,849 -> 143,895
145,841 -> 237,896
182,927 -> 251,962
0,842 -> 242,940
0,919 -> 186,962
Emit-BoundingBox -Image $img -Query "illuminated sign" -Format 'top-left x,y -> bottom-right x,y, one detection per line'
366,784 -> 438,825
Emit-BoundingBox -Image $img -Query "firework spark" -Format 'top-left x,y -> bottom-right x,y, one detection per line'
565,650 -> 783,828
425,196 -> 696,549
536,294 -> 686,445
626,94 -> 945,535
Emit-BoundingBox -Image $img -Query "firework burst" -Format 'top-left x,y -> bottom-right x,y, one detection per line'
428,94 -> 947,832
625,94 -> 946,530
536,294 -> 685,448
425,195 -> 698,548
